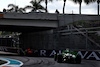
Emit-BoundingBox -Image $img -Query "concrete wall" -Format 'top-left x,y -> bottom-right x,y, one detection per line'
58,14 -> 100,26
0,19 -> 58,27
4,12 -> 57,20
3,12 -> 100,27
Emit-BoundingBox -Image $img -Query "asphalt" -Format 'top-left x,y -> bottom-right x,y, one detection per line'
0,56 -> 100,67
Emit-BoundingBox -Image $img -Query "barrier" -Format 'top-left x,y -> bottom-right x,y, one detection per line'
26,50 -> 100,60
0,58 -> 23,67
0,46 -> 100,60
0,14 -> 3,18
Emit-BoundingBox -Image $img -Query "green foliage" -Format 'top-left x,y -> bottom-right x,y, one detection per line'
25,0 -> 46,12
8,4 -> 26,13
70,20 -> 100,28
72,0 -> 82,4
1,31 -> 11,35
77,21 -> 85,25
84,0 -> 96,4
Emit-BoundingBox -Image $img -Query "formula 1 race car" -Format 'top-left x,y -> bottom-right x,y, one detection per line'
54,49 -> 81,64
25,48 -> 39,56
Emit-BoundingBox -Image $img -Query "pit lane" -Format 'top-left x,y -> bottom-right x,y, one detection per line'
0,56 -> 100,67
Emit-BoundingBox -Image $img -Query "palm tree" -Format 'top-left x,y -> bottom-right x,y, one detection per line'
63,0 -> 67,14
41,0 -> 53,12
25,0 -> 46,12
84,0 -> 100,15
8,4 -> 26,13
72,0 -> 82,14
18,8 -> 26,13
57,0 -> 66,14
97,0 -> 100,15
84,0 -> 96,4
8,4 -> 18,12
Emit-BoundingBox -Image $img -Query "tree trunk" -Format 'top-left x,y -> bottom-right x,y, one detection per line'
97,0 -> 99,16
79,3 -> 81,14
45,0 -> 48,12
63,1 -> 66,14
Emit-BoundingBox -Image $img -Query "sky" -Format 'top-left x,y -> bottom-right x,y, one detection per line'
0,0 -> 98,15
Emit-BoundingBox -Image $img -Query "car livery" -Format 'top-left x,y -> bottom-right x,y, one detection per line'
54,49 -> 81,63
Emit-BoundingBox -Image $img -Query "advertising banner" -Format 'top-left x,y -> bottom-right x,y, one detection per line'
0,47 -> 100,60
31,50 -> 100,60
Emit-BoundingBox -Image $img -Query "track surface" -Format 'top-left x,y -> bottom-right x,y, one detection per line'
0,56 -> 100,67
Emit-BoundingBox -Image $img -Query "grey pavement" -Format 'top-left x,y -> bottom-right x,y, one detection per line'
0,56 -> 100,67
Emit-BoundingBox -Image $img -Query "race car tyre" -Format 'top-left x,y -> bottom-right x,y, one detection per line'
68,57 -> 74,63
54,54 -> 57,61
57,55 -> 63,63
75,54 -> 81,64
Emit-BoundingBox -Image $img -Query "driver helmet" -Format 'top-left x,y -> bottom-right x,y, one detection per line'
65,48 -> 69,52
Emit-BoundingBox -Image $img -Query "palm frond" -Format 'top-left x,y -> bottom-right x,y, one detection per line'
24,6 -> 34,9
84,0 -> 96,4
8,4 -> 16,8
72,0 -> 82,3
